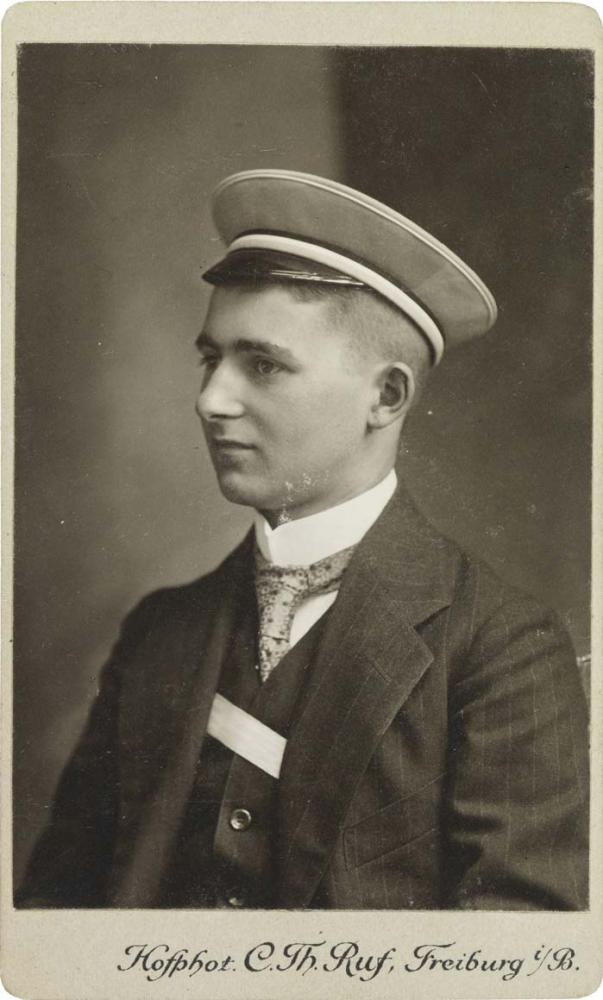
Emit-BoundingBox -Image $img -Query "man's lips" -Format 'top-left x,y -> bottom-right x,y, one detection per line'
210,438 -> 255,450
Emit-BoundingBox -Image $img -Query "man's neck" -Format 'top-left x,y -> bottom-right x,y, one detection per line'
254,468 -> 397,568
260,464 -> 398,529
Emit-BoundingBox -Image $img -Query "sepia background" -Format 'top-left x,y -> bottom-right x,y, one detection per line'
13,44 -> 593,883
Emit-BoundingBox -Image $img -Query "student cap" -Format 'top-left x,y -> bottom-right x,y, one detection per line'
203,169 -> 497,365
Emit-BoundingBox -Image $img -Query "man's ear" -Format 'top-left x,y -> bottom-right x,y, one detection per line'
368,362 -> 415,429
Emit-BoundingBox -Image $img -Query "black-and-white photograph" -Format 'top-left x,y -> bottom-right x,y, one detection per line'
11,38 -> 592,920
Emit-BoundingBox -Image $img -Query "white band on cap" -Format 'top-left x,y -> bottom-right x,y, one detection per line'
229,232 -> 445,364
207,693 -> 286,779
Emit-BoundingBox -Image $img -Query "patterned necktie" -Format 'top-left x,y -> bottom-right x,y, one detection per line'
254,544 -> 356,682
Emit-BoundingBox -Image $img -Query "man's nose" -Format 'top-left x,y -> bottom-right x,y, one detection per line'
196,365 -> 245,422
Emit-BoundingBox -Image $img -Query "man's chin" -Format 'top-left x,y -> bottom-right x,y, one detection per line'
214,470 -> 271,511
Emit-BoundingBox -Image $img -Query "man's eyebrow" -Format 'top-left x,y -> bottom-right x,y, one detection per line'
195,331 -> 218,352
195,333 -> 299,366
234,338 -> 298,366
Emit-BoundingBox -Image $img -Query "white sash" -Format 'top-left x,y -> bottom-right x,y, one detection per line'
206,693 -> 287,779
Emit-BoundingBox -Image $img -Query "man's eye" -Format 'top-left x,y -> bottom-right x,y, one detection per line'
254,358 -> 282,377
198,355 -> 219,370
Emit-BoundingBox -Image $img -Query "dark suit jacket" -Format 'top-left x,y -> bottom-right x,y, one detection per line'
17,486 -> 589,909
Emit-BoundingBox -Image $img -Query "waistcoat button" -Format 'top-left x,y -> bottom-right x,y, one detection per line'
229,807 -> 253,831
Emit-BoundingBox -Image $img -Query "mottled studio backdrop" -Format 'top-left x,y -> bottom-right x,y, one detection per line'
14,45 -> 593,882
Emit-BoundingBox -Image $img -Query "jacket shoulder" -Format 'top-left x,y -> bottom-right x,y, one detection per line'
116,536 -> 251,647
403,495 -> 575,658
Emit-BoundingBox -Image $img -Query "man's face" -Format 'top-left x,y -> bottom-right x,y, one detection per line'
196,286 -> 376,519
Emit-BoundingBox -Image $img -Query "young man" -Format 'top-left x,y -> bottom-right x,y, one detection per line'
17,170 -> 589,910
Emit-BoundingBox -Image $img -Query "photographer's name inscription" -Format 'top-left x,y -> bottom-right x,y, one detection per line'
117,939 -> 579,984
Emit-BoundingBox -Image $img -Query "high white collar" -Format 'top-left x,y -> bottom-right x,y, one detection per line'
254,469 -> 397,567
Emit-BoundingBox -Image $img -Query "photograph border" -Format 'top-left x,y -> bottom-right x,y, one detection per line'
2,4 -> 602,998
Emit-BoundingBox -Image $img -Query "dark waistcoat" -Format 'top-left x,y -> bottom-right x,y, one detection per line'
157,582 -> 327,909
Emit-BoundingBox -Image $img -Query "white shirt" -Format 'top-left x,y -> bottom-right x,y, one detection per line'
254,469 -> 397,649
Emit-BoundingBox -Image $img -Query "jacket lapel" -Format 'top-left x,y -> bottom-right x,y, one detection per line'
277,485 -> 457,906
110,536 -> 254,906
